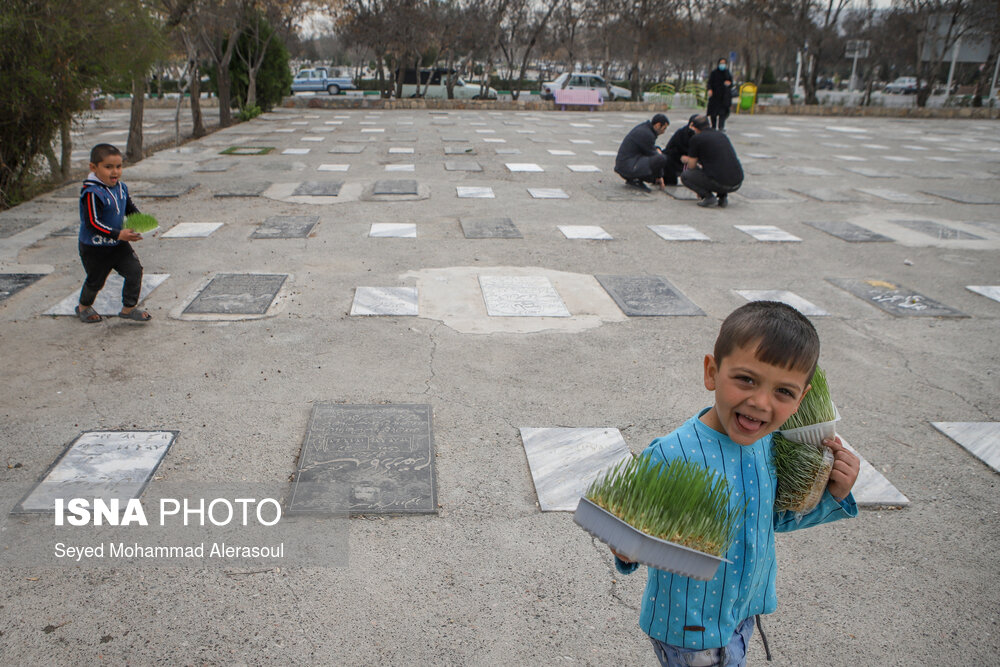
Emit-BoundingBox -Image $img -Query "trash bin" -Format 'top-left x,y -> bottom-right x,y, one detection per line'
738,83 -> 757,114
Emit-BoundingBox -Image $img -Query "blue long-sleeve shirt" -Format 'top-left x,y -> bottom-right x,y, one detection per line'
616,408 -> 857,649
78,174 -> 139,247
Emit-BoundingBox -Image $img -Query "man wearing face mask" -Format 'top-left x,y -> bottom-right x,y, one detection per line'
706,58 -> 733,132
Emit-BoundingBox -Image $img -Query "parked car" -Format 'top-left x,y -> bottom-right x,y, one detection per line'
540,73 -> 632,101
884,76 -> 918,95
395,68 -> 497,100
291,67 -> 356,95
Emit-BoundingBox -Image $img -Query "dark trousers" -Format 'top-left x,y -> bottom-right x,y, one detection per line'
708,112 -> 728,131
79,242 -> 143,308
681,168 -> 741,199
663,149 -> 685,185
617,152 -> 668,183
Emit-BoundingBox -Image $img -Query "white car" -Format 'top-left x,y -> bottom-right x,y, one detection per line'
884,76 -> 918,94
540,73 -> 632,101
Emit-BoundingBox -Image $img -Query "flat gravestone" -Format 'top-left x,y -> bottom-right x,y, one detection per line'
194,160 -> 232,172
495,148 -> 521,155
14,431 -> 176,513
828,278 -> 968,318
506,163 -> 543,172
856,188 -> 936,204
213,181 -> 269,197
567,164 -> 601,172
370,223 -> 417,238
967,285 -> 1000,303
528,188 -> 568,199
649,225 -> 710,241
385,164 -> 414,172
45,274 -> 169,316
784,166 -> 834,176
735,185 -> 792,202
456,186 -> 494,199
665,187 -> 699,201
161,222 -> 223,238
350,286 -> 418,316
891,219 -> 984,240
921,189 -> 1000,205
931,422 -> 1000,473
445,161 -> 482,172
735,225 -> 802,242
790,188 -> 865,203
183,273 -> 287,315
460,217 -> 522,239
293,181 -> 343,197
519,427 -> 632,511
253,215 -> 318,239
841,437 -> 909,508
586,183 -> 654,202
290,404 -> 436,514
479,275 -> 570,317
374,179 -> 418,195
52,224 -> 78,237
595,275 -> 705,317
318,164 -> 350,172
558,225 -> 612,240
734,289 -> 829,316
803,220 -> 893,242
328,144 -> 366,154
842,167 -> 898,179
220,146 -> 273,155
0,273 -> 45,303
440,135 -> 469,142
135,182 -> 196,198
0,218 -> 43,239
445,146 -> 476,155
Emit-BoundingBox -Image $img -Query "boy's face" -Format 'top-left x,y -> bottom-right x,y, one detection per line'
701,343 -> 811,446
89,154 -> 123,187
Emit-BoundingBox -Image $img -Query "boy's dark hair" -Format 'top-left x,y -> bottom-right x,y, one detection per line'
714,301 -> 820,381
90,143 -> 122,164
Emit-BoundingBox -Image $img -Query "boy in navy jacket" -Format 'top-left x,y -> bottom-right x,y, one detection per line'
77,143 -> 150,322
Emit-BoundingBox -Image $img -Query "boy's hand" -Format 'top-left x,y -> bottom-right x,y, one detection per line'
118,229 -> 142,242
823,435 -> 860,502
610,547 -> 634,564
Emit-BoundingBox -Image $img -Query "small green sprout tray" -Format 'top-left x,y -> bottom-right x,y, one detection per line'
220,146 -> 275,156
124,213 -> 159,232
573,497 -> 729,581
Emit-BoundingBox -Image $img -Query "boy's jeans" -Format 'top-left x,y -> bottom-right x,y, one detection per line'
649,617 -> 754,667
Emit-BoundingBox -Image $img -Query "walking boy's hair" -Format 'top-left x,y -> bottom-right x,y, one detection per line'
90,143 -> 122,164
714,301 -> 820,381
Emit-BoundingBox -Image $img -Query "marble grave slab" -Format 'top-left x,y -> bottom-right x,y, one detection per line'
220,146 -> 273,155
558,225 -> 612,240
0,273 -> 45,303
45,274 -> 169,316
734,290 -> 829,316
445,161 -> 483,172
586,183 -> 654,202
735,225 -> 802,242
350,286 -> 418,316
445,146 -> 476,155
528,188 -> 569,199
567,164 -> 601,172
290,404 -> 435,514
374,179 -> 418,195
931,422 -> 1000,473
252,215 -> 318,238
460,217 -> 522,239
14,431 -> 176,513
281,148 -> 311,155
193,160 -> 231,172
596,275 -> 705,317
790,188 -> 865,202
841,437 -> 909,508
734,186 -> 794,202
456,186 -> 495,198
213,181 -> 270,197
479,275 -> 570,317
842,167 -> 898,178
890,219 -> 984,240
856,188 -> 936,204
0,218 -> 43,238
385,164 -> 415,172
292,181 -> 343,197
664,187 -> 700,201
966,285 -> 1000,303
828,278 -> 968,318
183,273 -> 287,315
921,189 -> 1000,205
328,144 -> 366,154
648,225 -> 710,241
370,223 -> 417,238
134,182 -> 196,198
519,427 -> 632,512
506,163 -> 544,172
803,220 -> 893,242
161,222 -> 224,238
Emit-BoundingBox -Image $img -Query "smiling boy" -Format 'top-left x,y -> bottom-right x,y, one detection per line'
613,301 -> 860,667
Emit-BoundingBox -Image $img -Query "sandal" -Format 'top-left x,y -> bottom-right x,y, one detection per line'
76,305 -> 102,323
118,308 -> 152,322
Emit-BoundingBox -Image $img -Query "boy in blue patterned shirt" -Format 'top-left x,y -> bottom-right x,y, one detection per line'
613,301 -> 860,666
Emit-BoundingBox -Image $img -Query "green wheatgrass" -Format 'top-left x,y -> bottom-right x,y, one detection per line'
781,366 -> 837,430
585,454 -> 745,557
772,432 -> 833,513
124,213 -> 159,233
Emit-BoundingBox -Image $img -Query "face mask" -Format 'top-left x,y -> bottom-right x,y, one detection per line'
718,64 -> 727,71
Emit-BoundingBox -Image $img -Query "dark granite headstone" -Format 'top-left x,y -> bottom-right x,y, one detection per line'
183,273 -> 287,314
803,221 -> 893,242
0,219 -> 43,239
890,219 -> 984,240
134,182 -> 196,198
460,217 -> 522,239
827,278 -> 968,318
373,180 -> 418,195
328,144 -> 366,154
585,183 -> 655,202
289,403 -> 436,515
0,273 -> 45,303
595,275 -> 705,316
734,185 -> 790,201
921,190 -> 1000,205
444,161 -> 482,172
445,146 -> 476,155
252,216 -> 319,239
213,182 -> 270,197
293,181 -> 343,197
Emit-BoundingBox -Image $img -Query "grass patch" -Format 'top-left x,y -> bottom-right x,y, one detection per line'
220,146 -> 274,156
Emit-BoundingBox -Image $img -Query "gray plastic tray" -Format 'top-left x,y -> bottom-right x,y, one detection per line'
573,497 -> 729,581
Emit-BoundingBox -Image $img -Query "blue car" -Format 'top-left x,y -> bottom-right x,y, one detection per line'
291,68 -> 356,96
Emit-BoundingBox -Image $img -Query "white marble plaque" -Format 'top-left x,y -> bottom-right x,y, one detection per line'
479,275 -> 570,317
370,223 -> 417,238
318,164 -> 350,172
841,438 -> 909,507
832,155 -> 866,162
350,286 -> 419,316
301,136 -> 325,142
506,163 -> 544,172
558,225 -> 612,240
649,225 -> 711,241
567,164 -> 601,172
45,274 -> 169,316
457,186 -> 495,198
882,156 -> 914,162
547,149 -> 575,156
519,427 -> 633,511
528,188 -> 569,199
483,138 -> 506,143
161,223 -> 223,238
389,147 -> 414,154
593,150 -> 617,157
931,422 -> 1000,473
385,164 -> 415,172
282,148 -> 310,155
857,188 -> 936,204
735,225 -> 802,242
966,286 -> 1000,303
734,290 -> 829,316
16,431 -> 176,512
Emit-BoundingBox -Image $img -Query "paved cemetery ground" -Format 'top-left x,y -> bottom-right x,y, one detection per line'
0,107 -> 998,665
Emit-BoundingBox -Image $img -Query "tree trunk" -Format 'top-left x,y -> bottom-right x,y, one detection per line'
217,65 -> 233,127
60,119 -> 71,180
43,144 -> 61,180
126,75 -> 146,163
190,61 -> 205,137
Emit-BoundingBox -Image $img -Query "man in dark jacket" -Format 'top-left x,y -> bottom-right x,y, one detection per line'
681,115 -> 744,208
661,113 -> 699,186
614,113 -> 669,192
706,58 -> 733,131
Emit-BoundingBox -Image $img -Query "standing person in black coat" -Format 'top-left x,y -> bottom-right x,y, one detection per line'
614,113 -> 669,192
661,114 -> 699,186
706,58 -> 733,131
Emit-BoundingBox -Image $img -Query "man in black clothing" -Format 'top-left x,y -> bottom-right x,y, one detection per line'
661,113 -> 699,186
681,115 -> 744,208
614,113 -> 669,192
